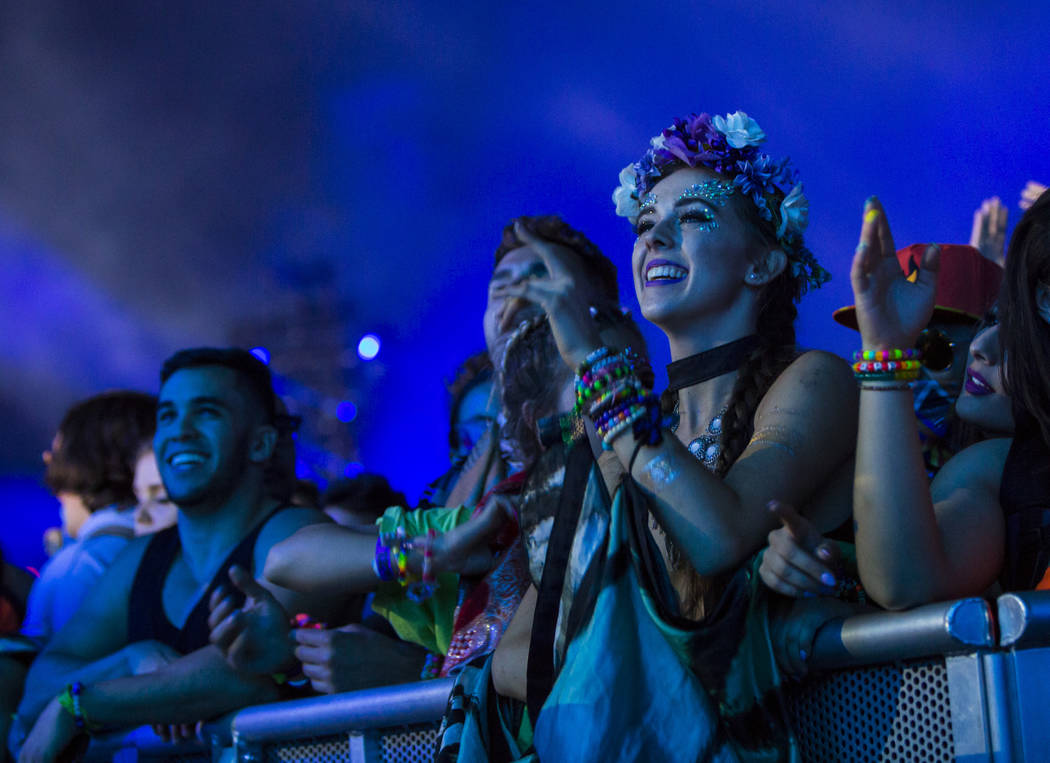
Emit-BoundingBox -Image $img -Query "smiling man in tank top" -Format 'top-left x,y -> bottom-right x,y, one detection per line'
12,348 -> 335,763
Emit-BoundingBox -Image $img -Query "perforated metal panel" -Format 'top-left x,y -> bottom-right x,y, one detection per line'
787,658 -> 955,762
264,733 -> 354,763
379,722 -> 440,763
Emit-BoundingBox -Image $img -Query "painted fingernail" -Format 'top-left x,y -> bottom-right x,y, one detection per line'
864,208 -> 880,223
817,547 -> 833,561
865,195 -> 878,207
821,572 -> 837,587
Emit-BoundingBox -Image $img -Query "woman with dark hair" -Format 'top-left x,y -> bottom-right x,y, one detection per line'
485,111 -> 857,760
832,190 -> 1050,610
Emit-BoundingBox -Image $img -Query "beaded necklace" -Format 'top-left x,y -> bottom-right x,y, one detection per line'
670,401 -> 727,471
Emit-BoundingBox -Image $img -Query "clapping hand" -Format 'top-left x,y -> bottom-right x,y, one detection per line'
208,565 -> 295,676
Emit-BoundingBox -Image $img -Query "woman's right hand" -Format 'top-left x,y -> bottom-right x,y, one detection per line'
759,501 -> 840,598
430,494 -> 516,576
850,197 -> 940,351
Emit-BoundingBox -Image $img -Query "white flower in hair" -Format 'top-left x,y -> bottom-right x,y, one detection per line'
777,183 -> 808,239
712,111 -> 766,149
612,164 -> 640,220
650,133 -> 668,151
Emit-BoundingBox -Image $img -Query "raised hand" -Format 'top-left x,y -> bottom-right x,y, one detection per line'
969,197 -> 1007,266
759,500 -> 841,598
1020,180 -> 1047,210
501,220 -> 604,369
208,565 -> 294,675
850,197 -> 940,351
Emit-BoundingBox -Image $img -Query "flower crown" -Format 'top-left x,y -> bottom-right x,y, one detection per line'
612,111 -> 830,293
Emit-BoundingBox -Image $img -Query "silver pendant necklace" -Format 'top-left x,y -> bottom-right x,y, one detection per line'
671,400 -> 727,470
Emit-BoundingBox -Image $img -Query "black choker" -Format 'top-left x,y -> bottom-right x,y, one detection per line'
666,335 -> 761,393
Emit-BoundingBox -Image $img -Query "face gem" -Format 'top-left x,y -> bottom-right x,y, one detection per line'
677,180 -> 735,206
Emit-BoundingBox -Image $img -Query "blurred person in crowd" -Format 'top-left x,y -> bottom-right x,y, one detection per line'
834,244 -> 1002,479
322,473 -> 407,531
131,448 -> 177,537
420,352 -> 498,507
436,216 -> 620,510
23,392 -> 158,646
2,391 -> 155,761
12,348 -> 337,762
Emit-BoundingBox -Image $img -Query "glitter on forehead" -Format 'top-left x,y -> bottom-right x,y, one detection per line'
677,180 -> 734,206
640,192 -> 658,210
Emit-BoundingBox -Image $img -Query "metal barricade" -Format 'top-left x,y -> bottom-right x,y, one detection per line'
992,589 -> 1050,762
231,678 -> 454,763
785,597 -> 998,762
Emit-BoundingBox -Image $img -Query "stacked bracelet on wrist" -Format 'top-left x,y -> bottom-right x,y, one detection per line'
373,525 -> 440,602
852,348 -> 922,385
575,346 -> 663,447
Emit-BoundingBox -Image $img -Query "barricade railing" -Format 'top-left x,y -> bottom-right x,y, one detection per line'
77,594 -> 1050,762
231,677 -> 454,762
787,597 -> 999,763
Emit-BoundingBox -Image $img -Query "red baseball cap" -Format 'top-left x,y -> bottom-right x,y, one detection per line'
833,244 -> 1003,330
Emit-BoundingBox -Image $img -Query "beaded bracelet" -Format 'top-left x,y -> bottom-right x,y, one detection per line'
372,535 -> 396,581
852,359 -> 921,374
57,682 -> 99,733
852,348 -> 921,362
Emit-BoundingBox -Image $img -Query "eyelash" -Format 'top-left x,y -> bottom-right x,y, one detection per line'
634,210 -> 716,235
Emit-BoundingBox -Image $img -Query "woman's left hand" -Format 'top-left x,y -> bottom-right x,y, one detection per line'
770,596 -> 860,680
502,221 -> 604,369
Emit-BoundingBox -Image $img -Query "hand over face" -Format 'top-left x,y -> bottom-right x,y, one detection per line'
293,625 -> 426,694
208,565 -> 294,675
501,221 -> 606,370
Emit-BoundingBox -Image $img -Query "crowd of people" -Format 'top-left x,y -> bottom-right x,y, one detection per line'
1,109 -> 1048,762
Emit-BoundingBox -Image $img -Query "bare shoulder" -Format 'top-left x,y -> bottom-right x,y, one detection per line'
255,506 -> 333,565
931,437 -> 1012,501
756,349 -> 857,422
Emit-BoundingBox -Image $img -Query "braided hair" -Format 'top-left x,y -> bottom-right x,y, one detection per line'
662,183 -> 806,618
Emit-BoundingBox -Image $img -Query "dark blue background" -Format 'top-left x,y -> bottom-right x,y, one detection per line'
2,0 -> 1048,571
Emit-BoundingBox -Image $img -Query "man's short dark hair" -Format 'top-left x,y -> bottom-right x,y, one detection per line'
322,474 -> 407,523
160,348 -> 276,424
494,215 -> 618,303
45,391 -> 158,511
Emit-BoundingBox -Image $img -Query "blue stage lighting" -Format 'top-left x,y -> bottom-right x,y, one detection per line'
357,334 -> 381,360
249,347 -> 271,365
336,400 -> 358,423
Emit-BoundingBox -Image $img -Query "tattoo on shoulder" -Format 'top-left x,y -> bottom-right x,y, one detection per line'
747,426 -> 799,456
644,454 -> 680,488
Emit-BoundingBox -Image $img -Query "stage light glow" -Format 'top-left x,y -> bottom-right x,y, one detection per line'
357,334 -> 380,360
249,347 -> 271,365
344,461 -> 364,477
336,400 -> 357,422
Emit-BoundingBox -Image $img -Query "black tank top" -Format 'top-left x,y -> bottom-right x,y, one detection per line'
999,410 -> 1050,591
127,510 -> 279,654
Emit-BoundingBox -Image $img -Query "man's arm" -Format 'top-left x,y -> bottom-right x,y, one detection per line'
17,538 -> 149,724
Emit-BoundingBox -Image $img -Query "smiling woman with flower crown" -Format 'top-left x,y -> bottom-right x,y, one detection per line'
481,110 -> 858,761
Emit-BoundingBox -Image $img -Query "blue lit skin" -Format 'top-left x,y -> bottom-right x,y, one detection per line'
632,168 -> 770,337
358,334 -> 381,360
154,366 -> 273,513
